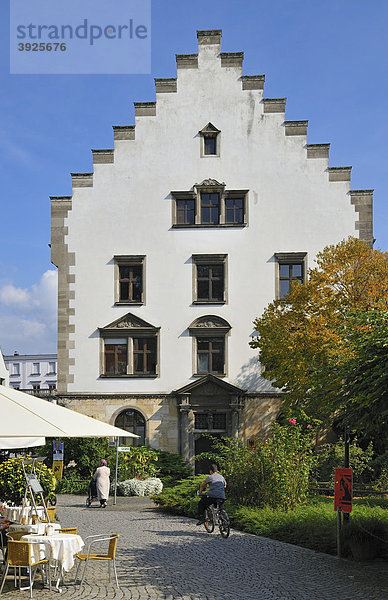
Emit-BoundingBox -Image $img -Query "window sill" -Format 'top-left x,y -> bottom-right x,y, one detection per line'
172,223 -> 247,229
192,300 -> 226,305
114,301 -> 144,306
193,372 -> 226,378
100,374 -> 158,379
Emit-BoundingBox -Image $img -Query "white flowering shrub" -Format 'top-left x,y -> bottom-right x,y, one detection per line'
117,477 -> 163,497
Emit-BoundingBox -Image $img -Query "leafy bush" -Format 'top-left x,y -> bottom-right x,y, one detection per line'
313,438 -> 374,484
155,480 -> 388,557
117,477 -> 163,497
55,471 -> 89,495
117,446 -> 159,479
196,421 -> 315,510
154,451 -> 192,487
153,476 -> 204,516
0,456 -> 55,504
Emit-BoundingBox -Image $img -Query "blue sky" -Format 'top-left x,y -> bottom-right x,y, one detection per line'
0,0 -> 387,354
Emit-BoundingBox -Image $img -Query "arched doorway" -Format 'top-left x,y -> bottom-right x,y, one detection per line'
114,409 -> 146,446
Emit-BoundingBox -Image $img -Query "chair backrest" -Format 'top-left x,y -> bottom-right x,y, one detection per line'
60,527 -> 78,535
7,541 -> 31,567
42,506 -> 56,522
107,534 -> 119,559
7,531 -> 25,541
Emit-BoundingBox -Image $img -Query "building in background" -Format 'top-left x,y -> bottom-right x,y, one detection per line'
4,352 -> 57,393
0,348 -> 9,386
50,30 -> 373,469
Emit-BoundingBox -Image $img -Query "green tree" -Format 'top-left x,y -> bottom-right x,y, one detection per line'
250,238 -> 388,446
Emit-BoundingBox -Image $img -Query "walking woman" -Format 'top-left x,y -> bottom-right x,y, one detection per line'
93,459 -> 110,508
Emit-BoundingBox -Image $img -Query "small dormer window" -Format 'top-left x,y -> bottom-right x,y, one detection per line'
204,136 -> 217,155
199,122 -> 220,157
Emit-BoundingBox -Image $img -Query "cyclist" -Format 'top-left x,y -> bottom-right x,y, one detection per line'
196,464 -> 226,526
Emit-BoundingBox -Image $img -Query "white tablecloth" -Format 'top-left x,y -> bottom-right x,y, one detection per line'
3,505 -> 45,523
22,533 -> 84,572
9,522 -> 61,535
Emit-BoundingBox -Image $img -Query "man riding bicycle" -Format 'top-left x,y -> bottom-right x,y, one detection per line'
196,464 -> 227,526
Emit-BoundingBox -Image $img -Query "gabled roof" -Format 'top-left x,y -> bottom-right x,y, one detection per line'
99,312 -> 159,333
174,373 -> 245,395
198,122 -> 221,135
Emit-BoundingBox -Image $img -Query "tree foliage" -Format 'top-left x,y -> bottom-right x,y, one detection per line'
250,237 -> 388,442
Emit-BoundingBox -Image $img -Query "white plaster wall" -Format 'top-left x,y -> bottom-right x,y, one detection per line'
0,349 -> 9,386
65,40 -> 357,394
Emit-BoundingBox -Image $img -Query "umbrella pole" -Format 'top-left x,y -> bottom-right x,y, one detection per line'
114,437 -> 119,506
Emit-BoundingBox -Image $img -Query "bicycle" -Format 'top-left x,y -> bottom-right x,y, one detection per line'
204,500 -> 230,538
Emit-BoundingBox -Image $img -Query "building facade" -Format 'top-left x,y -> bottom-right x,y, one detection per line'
0,349 -> 9,387
50,30 -> 373,468
4,352 -> 57,393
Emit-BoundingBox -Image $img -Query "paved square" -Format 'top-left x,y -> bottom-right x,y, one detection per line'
1,494 -> 387,599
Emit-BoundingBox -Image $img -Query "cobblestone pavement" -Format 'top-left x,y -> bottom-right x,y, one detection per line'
1,494 -> 388,599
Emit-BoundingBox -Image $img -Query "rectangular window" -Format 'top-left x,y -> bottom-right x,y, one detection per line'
32,384 -> 40,391
201,193 -> 220,225
119,266 -> 142,302
197,337 -> 225,375
13,363 -> 20,376
275,252 -> 307,299
194,413 -> 209,430
204,136 -> 217,155
104,342 -> 127,375
33,362 -> 40,375
197,264 -> 224,302
192,254 -> 227,304
48,362 -> 56,374
114,256 -> 145,305
48,383 -> 56,391
194,412 -> 226,430
279,263 -> 304,298
176,199 -> 195,225
133,338 -> 157,375
225,197 -> 244,224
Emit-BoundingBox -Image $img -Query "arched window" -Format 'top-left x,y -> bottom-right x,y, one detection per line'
114,409 -> 146,446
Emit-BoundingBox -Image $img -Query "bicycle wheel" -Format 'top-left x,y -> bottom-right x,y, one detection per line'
219,510 -> 230,538
204,507 -> 215,533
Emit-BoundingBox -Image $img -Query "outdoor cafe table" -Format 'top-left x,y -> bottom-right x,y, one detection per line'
3,505 -> 46,523
22,533 -> 84,591
9,522 -> 61,535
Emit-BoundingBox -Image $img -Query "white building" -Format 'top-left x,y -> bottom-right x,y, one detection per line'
50,30 -> 373,467
0,348 -> 9,386
4,352 -> 57,393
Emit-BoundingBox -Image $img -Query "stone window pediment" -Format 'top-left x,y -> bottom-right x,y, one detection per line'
99,312 -> 160,378
188,315 -> 231,336
100,312 -> 159,334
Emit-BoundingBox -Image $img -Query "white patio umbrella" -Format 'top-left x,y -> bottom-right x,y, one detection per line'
0,386 -> 138,439
0,437 -> 45,449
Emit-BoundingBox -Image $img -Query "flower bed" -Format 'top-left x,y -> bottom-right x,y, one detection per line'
117,477 -> 163,497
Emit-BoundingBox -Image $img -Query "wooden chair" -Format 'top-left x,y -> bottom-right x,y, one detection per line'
59,527 -> 78,535
6,532 -> 25,541
40,507 -> 56,523
0,540 -> 51,598
73,533 -> 119,588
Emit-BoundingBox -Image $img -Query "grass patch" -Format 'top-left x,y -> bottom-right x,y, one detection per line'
154,482 -> 388,557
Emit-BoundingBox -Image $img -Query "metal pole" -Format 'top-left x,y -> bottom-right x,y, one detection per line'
344,427 -> 350,522
337,507 -> 342,557
114,437 -> 119,506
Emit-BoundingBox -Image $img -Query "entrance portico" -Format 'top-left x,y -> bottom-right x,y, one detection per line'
174,375 -> 245,471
